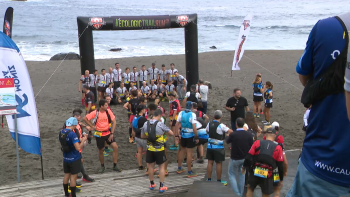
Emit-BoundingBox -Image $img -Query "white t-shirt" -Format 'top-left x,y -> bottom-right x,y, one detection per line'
205,122 -> 230,135
176,75 -> 186,86
139,70 -> 148,81
149,84 -> 158,94
185,91 -> 201,99
130,71 -> 139,82
106,73 -> 114,84
98,74 -> 107,87
165,84 -> 175,92
129,86 -> 138,92
89,74 -> 98,87
148,67 -> 159,80
168,69 -> 178,81
122,73 -> 131,84
105,87 -> 114,98
198,85 -> 209,102
141,86 -> 150,94
159,70 -> 168,82
112,68 -> 122,82
116,87 -> 127,98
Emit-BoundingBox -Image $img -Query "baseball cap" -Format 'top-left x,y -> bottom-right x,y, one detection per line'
66,117 -> 78,126
152,63 -> 156,66
186,101 -> 193,109
271,121 -> 279,128
265,127 -> 277,134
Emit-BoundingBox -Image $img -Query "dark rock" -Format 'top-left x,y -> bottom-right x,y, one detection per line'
109,48 -> 122,52
50,52 -> 80,61
209,46 -> 217,49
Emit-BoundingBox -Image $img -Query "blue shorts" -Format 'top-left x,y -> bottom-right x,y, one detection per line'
287,160 -> 350,197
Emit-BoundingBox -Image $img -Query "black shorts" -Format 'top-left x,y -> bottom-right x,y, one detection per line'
180,137 -> 196,148
173,80 -> 178,88
197,138 -> 208,146
146,150 -> 167,165
253,95 -> 263,102
95,134 -> 116,150
98,86 -> 106,93
63,158 -> 81,175
82,89 -> 86,94
114,81 -> 121,89
265,103 -> 273,108
125,83 -> 130,91
206,148 -> 225,163
170,119 -> 176,127
248,173 -> 274,195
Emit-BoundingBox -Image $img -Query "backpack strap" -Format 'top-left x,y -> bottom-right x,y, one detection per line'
106,109 -> 111,123
92,110 -> 99,124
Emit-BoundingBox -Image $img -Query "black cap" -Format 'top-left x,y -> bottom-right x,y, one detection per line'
136,105 -> 147,113
265,128 -> 277,134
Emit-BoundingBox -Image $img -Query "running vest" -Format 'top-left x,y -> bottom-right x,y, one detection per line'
207,121 -> 224,149
253,83 -> 261,94
180,110 -> 194,138
147,120 -> 159,143
170,99 -> 181,116
195,110 -> 203,119
132,115 -> 142,136
253,140 -> 278,176
301,14 -> 350,108
59,129 -> 72,152
187,91 -> 198,103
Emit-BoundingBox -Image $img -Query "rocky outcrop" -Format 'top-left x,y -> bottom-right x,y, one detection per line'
109,48 -> 122,52
209,46 -> 217,49
50,52 -> 80,61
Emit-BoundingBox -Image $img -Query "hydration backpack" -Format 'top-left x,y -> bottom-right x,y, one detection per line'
59,129 -> 71,153
132,115 -> 142,135
253,83 -> 260,93
195,110 -> 203,118
92,110 -> 111,125
147,121 -> 159,143
187,91 -> 198,103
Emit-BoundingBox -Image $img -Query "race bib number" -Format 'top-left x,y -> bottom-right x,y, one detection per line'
101,81 -> 106,84
120,94 -> 124,97
170,74 -> 175,77
162,80 -> 166,83
94,131 -> 102,138
125,81 -> 129,84
273,173 -> 280,183
254,167 -> 268,178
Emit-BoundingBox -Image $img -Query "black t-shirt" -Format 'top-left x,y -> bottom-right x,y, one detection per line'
226,96 -> 248,121
85,91 -> 94,106
247,129 -> 257,141
135,116 -> 147,138
226,129 -> 254,160
129,98 -> 139,114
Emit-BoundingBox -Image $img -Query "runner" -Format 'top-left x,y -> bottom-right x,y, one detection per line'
70,110 -> 95,183
197,80 -> 209,114
183,84 -> 201,106
148,80 -> 158,100
97,69 -> 107,102
165,80 -> 176,96
89,69 -> 98,103
79,70 -> 90,106
192,102 -> 209,163
105,82 -> 114,99
129,81 -> 138,93
168,91 -> 181,151
132,105 -> 148,170
123,90 -> 140,144
159,64 -> 168,85
130,66 -> 139,88
174,71 -> 187,101
167,63 -> 178,88
116,82 -> 128,104
60,117 -> 87,197
176,101 -> 199,177
263,122 -> 288,197
205,110 -> 233,184
106,67 -> 114,86
83,85 -> 95,114
141,81 -> 151,99
139,65 -> 148,89
157,80 -> 167,102
252,74 -> 264,118
141,109 -> 174,193
122,67 -> 131,91
262,81 -> 273,125
242,127 -> 284,197
83,99 -> 122,173
112,63 -> 122,91
148,63 -> 159,84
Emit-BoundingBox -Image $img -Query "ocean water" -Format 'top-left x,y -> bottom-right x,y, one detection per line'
0,0 -> 350,61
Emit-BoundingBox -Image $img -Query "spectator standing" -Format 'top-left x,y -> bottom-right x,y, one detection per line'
224,88 -> 249,130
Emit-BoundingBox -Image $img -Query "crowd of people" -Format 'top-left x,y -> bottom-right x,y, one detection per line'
57,58 -> 293,197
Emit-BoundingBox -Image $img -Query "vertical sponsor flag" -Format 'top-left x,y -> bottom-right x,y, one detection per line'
0,78 -> 17,115
3,7 -> 14,38
231,14 -> 253,73
0,32 -> 41,155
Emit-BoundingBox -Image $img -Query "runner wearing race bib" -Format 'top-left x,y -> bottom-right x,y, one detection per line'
159,64 -> 168,85
148,63 -> 159,84
123,67 -> 131,91
139,65 -> 148,89
112,63 -> 122,90
130,67 -> 139,88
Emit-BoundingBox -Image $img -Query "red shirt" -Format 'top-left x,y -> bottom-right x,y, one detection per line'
263,133 -> 284,149
248,140 -> 283,162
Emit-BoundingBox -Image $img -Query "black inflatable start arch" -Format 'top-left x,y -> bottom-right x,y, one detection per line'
77,14 -> 199,90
